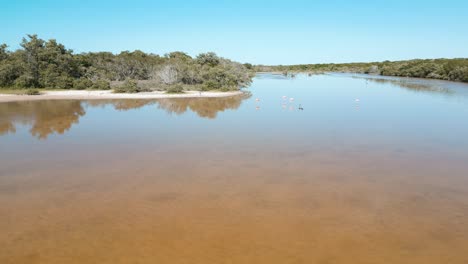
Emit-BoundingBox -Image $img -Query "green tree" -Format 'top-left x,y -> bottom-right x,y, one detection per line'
0,44 -> 8,61
20,34 -> 45,87
196,52 -> 220,67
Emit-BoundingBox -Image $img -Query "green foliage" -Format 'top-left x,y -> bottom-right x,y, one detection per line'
1,35 -> 254,91
73,78 -> 93,90
196,52 -> 220,67
114,79 -> 140,93
18,35 -> 79,88
258,58 -> 468,83
14,75 -> 36,88
166,51 -> 192,61
0,44 -> 8,61
2,34 -> 467,92
25,89 -> 40,95
0,58 -> 21,87
166,84 -> 184,93
92,80 -> 111,90
203,80 -> 222,90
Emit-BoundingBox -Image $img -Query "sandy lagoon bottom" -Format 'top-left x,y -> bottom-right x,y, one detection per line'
1,143 -> 467,264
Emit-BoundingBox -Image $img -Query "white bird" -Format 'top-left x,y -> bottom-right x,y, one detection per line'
289,98 -> 294,101
355,99 -> 360,102
255,98 -> 260,102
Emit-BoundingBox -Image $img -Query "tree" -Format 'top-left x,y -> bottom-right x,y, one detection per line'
158,64 -> 179,85
196,52 -> 220,67
0,44 -> 8,61
166,51 -> 192,61
1,34 -> 257,90
20,34 -> 45,87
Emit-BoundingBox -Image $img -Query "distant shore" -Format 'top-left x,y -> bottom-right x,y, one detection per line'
0,90 -> 244,103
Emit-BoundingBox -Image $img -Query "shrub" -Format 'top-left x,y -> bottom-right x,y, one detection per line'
220,86 -> 236,92
73,78 -> 93,90
52,75 -> 74,89
14,75 -> 35,88
92,80 -> 111,90
203,80 -> 221,90
114,79 -> 140,93
196,52 -> 220,67
25,89 -> 40,95
166,84 -> 184,93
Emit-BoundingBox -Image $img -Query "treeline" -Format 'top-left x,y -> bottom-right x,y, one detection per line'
0,35 -> 254,92
256,58 -> 468,82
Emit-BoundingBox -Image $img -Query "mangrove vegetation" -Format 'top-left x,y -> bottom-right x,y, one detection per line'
0,35 -> 254,93
256,58 -> 468,83
2,35 -> 467,94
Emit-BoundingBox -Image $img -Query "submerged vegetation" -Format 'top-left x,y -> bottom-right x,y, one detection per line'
256,58 -> 468,83
0,35 -> 254,92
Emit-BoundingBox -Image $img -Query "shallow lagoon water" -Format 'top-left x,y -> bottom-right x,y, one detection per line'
1,74 -> 468,263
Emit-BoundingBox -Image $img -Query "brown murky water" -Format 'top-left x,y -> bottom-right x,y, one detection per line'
1,74 -> 468,263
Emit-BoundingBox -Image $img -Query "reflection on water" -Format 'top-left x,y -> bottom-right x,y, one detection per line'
366,77 -> 453,94
156,93 -> 251,118
0,93 -> 251,139
86,99 -> 157,111
0,100 -> 85,139
255,73 -> 291,80
341,73 -> 464,95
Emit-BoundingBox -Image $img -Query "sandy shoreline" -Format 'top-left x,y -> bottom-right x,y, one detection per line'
0,90 -> 244,103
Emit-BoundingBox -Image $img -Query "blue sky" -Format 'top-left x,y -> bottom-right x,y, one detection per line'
1,0 -> 467,64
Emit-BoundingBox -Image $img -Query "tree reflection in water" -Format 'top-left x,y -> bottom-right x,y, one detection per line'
349,74 -> 455,94
0,100 -> 85,139
0,93 -> 251,138
156,93 -> 251,119
85,99 -> 158,111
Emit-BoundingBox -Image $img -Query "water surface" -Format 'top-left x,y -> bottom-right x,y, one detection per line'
1,74 -> 468,263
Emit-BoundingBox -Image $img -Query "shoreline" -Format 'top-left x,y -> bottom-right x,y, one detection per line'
256,71 -> 468,84
0,90 -> 244,103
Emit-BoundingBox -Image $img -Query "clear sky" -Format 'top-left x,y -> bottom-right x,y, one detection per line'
1,0 -> 467,65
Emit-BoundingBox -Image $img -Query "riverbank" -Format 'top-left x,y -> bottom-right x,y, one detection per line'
255,58 -> 468,83
0,90 -> 244,103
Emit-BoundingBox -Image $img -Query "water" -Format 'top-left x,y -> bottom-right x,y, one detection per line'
1,73 -> 468,263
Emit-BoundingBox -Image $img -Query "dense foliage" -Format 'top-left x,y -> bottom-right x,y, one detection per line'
256,58 -> 468,82
0,35 -> 254,91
